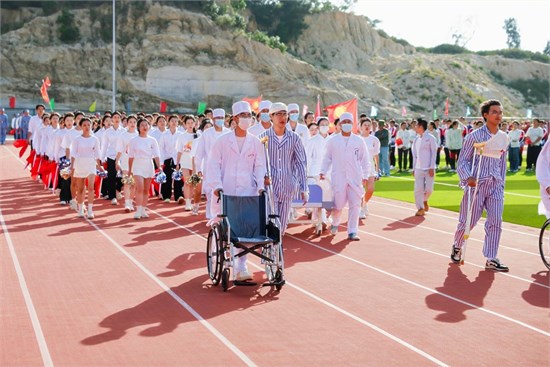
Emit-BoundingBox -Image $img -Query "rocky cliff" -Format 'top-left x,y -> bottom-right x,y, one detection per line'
1,3 -> 548,117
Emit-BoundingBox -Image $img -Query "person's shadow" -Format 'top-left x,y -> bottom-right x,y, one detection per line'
425,265 -> 495,322
521,271 -> 549,308
80,274 -> 280,345
382,215 -> 426,231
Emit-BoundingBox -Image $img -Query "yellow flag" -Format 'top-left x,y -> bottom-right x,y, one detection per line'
89,100 -> 97,113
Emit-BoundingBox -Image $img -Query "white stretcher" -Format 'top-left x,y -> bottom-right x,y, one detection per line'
290,176 -> 334,235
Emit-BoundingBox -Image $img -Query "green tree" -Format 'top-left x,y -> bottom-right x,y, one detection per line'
57,8 -> 80,43
503,18 -> 521,49
544,41 -> 550,56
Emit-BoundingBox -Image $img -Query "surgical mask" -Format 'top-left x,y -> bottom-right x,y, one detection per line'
319,126 -> 329,135
341,123 -> 352,133
289,113 -> 299,122
260,113 -> 270,122
238,117 -> 252,130
214,119 -> 224,127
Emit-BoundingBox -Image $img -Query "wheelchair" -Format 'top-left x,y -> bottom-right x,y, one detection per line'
206,191 -> 285,292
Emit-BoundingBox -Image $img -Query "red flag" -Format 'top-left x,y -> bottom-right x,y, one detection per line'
315,95 -> 322,119
324,98 -> 358,133
159,101 -> 167,113
303,105 -> 308,117
14,139 -> 29,158
40,77 -> 51,104
444,98 -> 450,117
242,95 -> 262,114
94,176 -> 102,198
401,106 -> 407,117
9,96 -> 16,109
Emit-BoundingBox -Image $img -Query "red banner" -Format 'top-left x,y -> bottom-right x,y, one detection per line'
324,98 -> 358,133
242,95 -> 262,114
9,96 -> 16,109
40,77 -> 51,104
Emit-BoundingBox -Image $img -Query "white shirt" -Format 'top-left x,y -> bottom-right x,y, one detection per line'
396,129 -> 411,149
101,126 -> 124,160
70,135 -> 101,159
128,136 -> 160,159
159,129 -> 181,162
53,128 -> 68,161
175,131 -> 198,170
61,128 -> 83,158
526,126 -> 544,146
193,127 -> 230,173
28,115 -> 43,141
286,122 -> 310,145
149,128 -> 166,143
248,123 -> 271,137
412,133 -> 437,170
306,133 -> 328,177
116,130 -> 139,155
508,129 -> 522,148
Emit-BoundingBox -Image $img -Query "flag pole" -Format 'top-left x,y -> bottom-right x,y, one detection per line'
112,0 -> 116,111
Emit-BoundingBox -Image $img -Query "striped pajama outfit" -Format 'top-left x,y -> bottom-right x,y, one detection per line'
259,127 -> 308,234
453,126 -> 508,260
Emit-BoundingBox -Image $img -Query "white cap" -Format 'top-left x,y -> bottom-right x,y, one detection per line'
259,100 -> 272,112
316,116 -> 328,124
288,103 -> 299,112
232,101 -> 251,116
213,108 -> 225,119
269,102 -> 288,115
340,112 -> 353,123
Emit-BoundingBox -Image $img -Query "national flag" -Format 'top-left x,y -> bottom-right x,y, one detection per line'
466,106 -> 471,117
315,95 -> 322,119
325,98 -> 358,133
160,101 -> 168,113
526,109 -> 533,119
197,101 -> 207,114
49,98 -> 55,112
89,100 -> 97,113
9,96 -> 16,109
433,109 -> 438,119
401,106 -> 407,117
242,96 -> 262,114
40,77 -> 51,105
370,106 -> 378,117
444,98 -> 450,117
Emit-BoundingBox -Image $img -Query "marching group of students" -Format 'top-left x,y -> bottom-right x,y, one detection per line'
11,99 -> 550,276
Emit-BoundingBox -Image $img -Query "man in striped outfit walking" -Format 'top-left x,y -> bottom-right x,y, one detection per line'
260,102 -> 308,234
450,99 -> 510,271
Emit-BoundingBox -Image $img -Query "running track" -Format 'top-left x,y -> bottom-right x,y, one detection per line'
1,142 -> 548,366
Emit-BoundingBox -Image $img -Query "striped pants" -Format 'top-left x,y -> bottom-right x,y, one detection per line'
275,199 -> 292,235
453,177 -> 504,260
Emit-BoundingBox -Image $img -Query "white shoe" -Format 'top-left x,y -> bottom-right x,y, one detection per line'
134,208 -> 142,220
87,210 -> 94,219
77,206 -> 85,218
60,200 -> 67,205
111,198 -> 118,205
192,204 -> 199,215
141,208 -> 149,218
184,199 -> 192,211
236,270 -> 253,281
69,199 -> 77,210
359,210 -> 366,220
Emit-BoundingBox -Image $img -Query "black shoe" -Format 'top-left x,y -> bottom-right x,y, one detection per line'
450,246 -> 462,263
485,258 -> 509,272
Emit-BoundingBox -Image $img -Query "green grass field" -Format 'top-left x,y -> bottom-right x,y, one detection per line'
374,167 -> 543,228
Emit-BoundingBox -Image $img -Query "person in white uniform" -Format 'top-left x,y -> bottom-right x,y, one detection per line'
69,118 -> 103,219
115,115 -> 139,212
536,139 -> 550,218
61,113 -> 83,210
320,112 -> 371,241
411,118 -> 438,216
128,118 -> 161,220
359,118 -> 380,217
101,111 -> 125,205
193,108 -> 230,219
208,101 -> 267,281
286,103 -> 310,145
248,100 -> 272,136
175,115 -> 200,211
159,115 -> 183,204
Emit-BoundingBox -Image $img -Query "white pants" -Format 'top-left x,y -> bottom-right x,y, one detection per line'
331,184 -> 363,234
414,169 -> 434,210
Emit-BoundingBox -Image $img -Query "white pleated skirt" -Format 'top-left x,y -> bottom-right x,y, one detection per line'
132,158 -> 154,178
73,157 -> 96,178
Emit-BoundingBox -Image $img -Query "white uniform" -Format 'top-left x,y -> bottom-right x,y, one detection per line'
306,133 -> 328,178
28,115 -> 43,143
101,126 -> 125,162
536,142 -> 550,217
286,122 -> 310,145
411,133 -> 438,210
71,135 -> 101,178
320,133 -> 371,235
128,136 -> 160,178
248,123 -> 271,137
363,134 -> 380,177
53,128 -> 68,162
61,128 -> 83,158
116,131 -> 138,171
175,132 -> 197,170
159,129 -> 181,163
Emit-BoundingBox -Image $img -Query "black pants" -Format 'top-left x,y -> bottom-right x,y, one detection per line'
60,176 -> 72,202
389,145 -> 396,167
408,149 -> 414,169
398,148 -> 409,170
450,149 -> 461,170
444,147 -> 451,166
161,158 -> 183,201
436,147 -> 441,166
526,145 -> 542,169
106,158 -> 122,199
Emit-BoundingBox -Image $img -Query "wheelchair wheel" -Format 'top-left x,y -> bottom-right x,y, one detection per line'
539,219 -> 550,270
221,268 -> 230,292
206,223 -> 224,285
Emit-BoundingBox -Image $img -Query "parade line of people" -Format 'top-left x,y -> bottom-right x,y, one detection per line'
8,100 -> 550,274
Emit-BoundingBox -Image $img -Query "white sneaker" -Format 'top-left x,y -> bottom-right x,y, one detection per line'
330,225 -> 338,235
77,206 -> 85,218
111,198 -> 118,205
141,208 -> 149,218
236,270 -> 253,281
184,199 -> 192,211
87,210 -> 94,219
60,201 -> 67,205
69,199 -> 77,210
192,204 -> 199,215
134,207 -> 142,220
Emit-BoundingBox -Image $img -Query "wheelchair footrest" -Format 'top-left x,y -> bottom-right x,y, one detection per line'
233,280 -> 257,286
262,280 -> 286,288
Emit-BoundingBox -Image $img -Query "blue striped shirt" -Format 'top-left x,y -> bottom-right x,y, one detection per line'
457,125 -> 507,188
259,127 -> 308,202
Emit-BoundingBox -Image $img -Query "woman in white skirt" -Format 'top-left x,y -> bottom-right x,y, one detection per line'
360,119 -> 381,218
175,115 -> 200,211
69,118 -> 104,218
115,115 -> 138,212
128,118 -> 161,220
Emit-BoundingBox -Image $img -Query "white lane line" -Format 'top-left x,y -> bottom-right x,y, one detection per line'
0,207 -> 54,367
389,175 -> 541,199
369,199 -> 541,238
84,218 -> 257,367
367,212 -> 539,256
150,209 -> 449,367
286,233 -> 550,337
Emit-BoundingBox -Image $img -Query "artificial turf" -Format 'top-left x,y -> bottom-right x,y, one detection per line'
374,167 -> 543,228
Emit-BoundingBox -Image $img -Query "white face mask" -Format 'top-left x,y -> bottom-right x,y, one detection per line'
341,123 -> 352,133
214,119 -> 224,127
319,125 -> 329,135
289,113 -> 299,122
238,117 -> 252,130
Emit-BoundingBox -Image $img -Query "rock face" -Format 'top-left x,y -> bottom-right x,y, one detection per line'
0,3 -> 548,118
